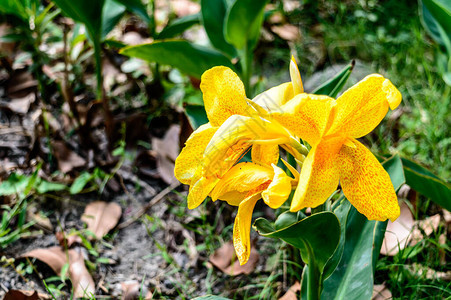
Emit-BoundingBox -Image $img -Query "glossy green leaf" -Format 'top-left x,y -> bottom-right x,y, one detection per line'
157,13 -> 200,39
0,0 -> 28,20
113,0 -> 150,25
312,61 -> 354,98
102,0 -> 126,39
201,0 -> 236,57
401,157 -> 451,211
224,0 -> 270,51
420,0 -> 451,51
185,105 -> 209,130
120,40 -> 234,78
321,154 -> 405,300
254,212 -> 340,274
70,172 -> 94,194
421,0 -> 451,51
53,0 -> 105,42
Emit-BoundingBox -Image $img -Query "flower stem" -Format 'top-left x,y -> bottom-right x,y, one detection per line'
306,246 -> 322,300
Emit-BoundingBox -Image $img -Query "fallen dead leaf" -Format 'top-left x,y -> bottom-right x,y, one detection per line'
208,240 -> 259,276
3,290 -> 40,300
271,24 -> 301,41
22,247 -> 95,298
6,69 -> 37,98
2,92 -> 35,114
411,214 -> 441,246
170,0 -> 200,17
407,263 -> 451,281
56,231 -> 83,248
0,24 -> 15,55
121,280 -> 152,300
372,283 -> 392,300
52,141 -> 86,173
443,209 -> 451,224
152,125 -> 180,185
278,281 -> 301,300
381,202 -> 414,256
27,208 -> 53,232
81,201 -> 122,239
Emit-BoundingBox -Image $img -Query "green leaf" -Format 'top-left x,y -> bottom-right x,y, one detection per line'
420,1 -> 451,51
312,61 -> 355,98
0,0 -> 28,20
70,172 -> 94,194
254,212 -> 340,274
224,0 -> 270,51
201,0 -> 236,57
0,173 -> 30,196
113,0 -> 150,25
401,157 -> 451,211
185,105 -> 209,130
120,40 -> 234,78
321,154 -> 405,300
36,180 -> 67,194
101,0 -> 126,39
157,13 -> 200,39
53,0 -> 105,42
421,0 -> 451,50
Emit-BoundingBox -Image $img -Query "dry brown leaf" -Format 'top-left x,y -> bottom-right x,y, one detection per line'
0,24 -> 15,55
372,283 -> 392,300
5,93 -> 35,114
152,125 -> 180,185
56,231 -> 83,248
22,247 -> 95,298
443,209 -> 451,224
271,24 -> 301,41
170,0 -> 200,17
411,214 -> 441,245
121,280 -> 152,300
278,281 -> 301,300
407,263 -> 451,281
27,209 -> 53,231
208,241 -> 259,276
6,70 -> 37,98
52,141 -> 86,173
381,202 -> 414,256
81,201 -> 122,239
3,290 -> 40,300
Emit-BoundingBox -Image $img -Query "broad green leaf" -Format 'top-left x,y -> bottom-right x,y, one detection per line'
53,0 -> 105,42
201,0 -> 236,57
420,1 -> 451,50
254,212 -> 340,274
70,172 -> 94,194
401,157 -> 451,211
443,72 -> 451,86
321,154 -> 405,300
113,0 -> 150,25
101,0 -> 126,39
0,0 -> 28,20
312,61 -> 354,97
120,40 -> 234,78
224,0 -> 270,51
421,0 -> 451,51
185,105 -> 209,130
157,13 -> 200,39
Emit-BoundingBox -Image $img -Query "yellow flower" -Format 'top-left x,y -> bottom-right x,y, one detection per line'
273,74 -> 402,221
174,57 -> 306,210
210,162 -> 295,265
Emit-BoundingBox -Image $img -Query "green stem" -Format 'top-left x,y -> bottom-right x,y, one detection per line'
306,246 -> 322,300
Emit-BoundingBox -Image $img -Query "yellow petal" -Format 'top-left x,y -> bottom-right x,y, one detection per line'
338,139 -> 400,222
200,66 -> 249,127
210,162 -> 273,203
251,144 -> 279,166
233,184 -> 268,265
187,175 -> 219,209
174,123 -> 217,185
290,138 -> 343,211
253,82 -> 294,112
203,115 -> 292,178
327,74 -> 402,138
290,55 -> 303,94
261,164 -> 292,209
272,93 -> 335,146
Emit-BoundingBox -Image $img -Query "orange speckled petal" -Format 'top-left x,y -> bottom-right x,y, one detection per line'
233,183 -> 269,265
187,174 -> 219,209
338,139 -> 400,222
327,74 -> 402,138
251,144 -> 279,166
253,82 -> 294,112
290,56 -> 303,94
200,66 -> 249,126
210,162 -> 273,202
272,93 -> 335,146
261,164 -> 292,209
290,138 -> 343,212
174,123 -> 217,185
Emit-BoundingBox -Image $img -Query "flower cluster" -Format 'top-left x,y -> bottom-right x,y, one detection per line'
174,57 -> 402,265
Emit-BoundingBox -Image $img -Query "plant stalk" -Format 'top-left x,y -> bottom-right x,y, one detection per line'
307,246 -> 322,300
